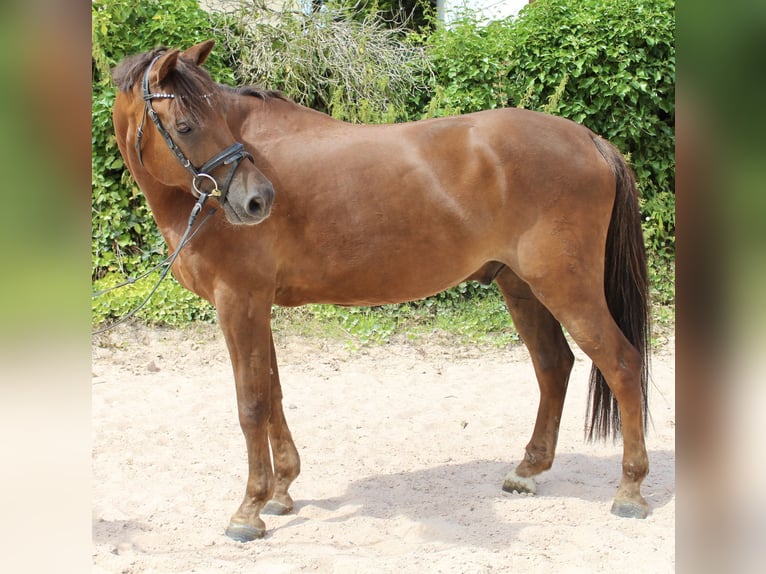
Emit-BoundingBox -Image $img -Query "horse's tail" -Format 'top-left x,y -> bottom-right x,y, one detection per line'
587,136 -> 651,441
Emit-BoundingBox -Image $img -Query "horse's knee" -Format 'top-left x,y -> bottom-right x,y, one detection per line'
238,402 -> 271,432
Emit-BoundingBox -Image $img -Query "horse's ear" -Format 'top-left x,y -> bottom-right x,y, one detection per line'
152,49 -> 180,86
181,39 -> 215,66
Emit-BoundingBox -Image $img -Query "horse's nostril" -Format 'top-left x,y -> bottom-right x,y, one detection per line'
247,196 -> 263,215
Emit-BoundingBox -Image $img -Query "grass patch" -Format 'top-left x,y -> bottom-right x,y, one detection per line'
270,290 -> 521,349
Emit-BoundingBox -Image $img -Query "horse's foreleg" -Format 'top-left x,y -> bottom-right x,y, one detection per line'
218,299 -> 275,542
262,332 -> 301,516
495,268 -> 574,495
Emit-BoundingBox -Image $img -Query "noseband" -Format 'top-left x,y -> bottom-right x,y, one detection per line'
134,54 -> 254,204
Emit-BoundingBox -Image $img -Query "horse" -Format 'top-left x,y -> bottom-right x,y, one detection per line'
110,39 -> 651,542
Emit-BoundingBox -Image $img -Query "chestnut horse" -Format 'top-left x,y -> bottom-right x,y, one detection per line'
110,40 -> 650,542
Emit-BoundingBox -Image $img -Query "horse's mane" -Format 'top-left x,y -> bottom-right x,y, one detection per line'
218,84 -> 290,103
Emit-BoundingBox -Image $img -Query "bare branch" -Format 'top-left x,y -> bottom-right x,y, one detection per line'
208,1 -> 432,122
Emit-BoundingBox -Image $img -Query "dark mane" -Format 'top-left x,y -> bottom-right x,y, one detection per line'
111,47 -> 220,121
218,84 -> 290,102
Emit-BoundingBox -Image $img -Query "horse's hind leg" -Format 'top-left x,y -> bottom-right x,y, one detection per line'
494,267 -> 575,495
519,270 -> 649,517
553,302 -> 648,517
262,332 -> 301,515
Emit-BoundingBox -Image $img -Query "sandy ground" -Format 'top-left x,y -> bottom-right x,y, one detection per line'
92,322 -> 675,573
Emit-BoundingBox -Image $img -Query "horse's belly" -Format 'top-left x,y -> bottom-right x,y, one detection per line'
274,255 -> 485,307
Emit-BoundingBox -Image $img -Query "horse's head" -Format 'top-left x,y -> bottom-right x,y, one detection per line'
112,40 -> 273,225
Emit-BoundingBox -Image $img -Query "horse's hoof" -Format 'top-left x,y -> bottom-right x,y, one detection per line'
610,499 -> 649,519
262,499 -> 293,516
502,469 -> 537,495
225,522 -> 265,542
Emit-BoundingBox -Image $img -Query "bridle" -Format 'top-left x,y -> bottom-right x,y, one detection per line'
134,54 -> 254,205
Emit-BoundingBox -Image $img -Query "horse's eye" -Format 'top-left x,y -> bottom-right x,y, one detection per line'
176,123 -> 192,134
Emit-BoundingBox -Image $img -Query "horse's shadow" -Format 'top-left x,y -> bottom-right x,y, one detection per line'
280,450 -> 674,547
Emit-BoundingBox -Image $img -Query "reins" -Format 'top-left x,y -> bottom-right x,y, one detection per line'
92,192 -> 216,335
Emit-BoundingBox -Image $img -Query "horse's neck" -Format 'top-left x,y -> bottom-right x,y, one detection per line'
141,183 -> 197,253
233,95 -> 341,139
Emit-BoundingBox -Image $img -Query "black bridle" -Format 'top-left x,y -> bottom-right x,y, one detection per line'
135,54 -> 254,205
